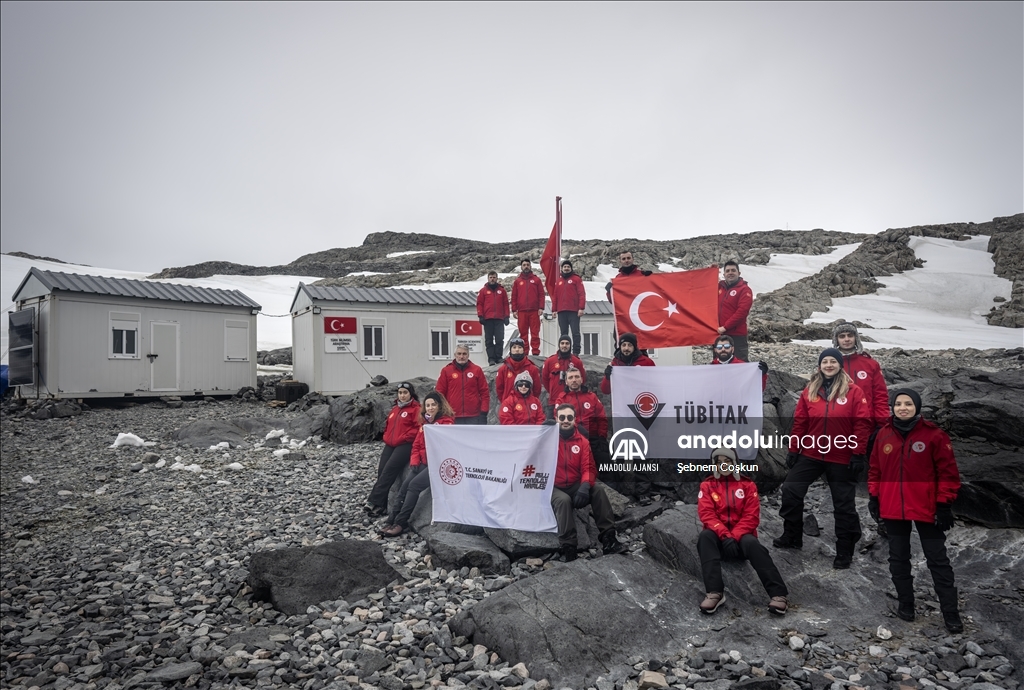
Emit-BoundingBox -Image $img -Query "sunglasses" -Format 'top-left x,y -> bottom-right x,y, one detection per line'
557,414 -> 575,421
714,344 -> 732,349
516,382 -> 531,387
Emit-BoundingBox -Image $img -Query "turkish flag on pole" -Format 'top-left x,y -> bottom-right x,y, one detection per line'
539,196 -> 562,300
324,316 -> 357,334
455,320 -> 483,335
610,266 -> 720,348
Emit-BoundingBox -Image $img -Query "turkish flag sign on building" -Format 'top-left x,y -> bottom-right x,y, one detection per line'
455,320 -> 483,336
610,266 -> 720,348
324,316 -> 357,334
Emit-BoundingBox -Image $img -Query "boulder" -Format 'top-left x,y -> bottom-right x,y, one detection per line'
247,540 -> 399,615
426,532 -> 511,575
326,377 -> 434,444
483,527 -> 564,559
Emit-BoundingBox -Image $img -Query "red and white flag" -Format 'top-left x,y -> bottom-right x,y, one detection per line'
324,316 -> 357,334
455,320 -> 482,335
539,196 -> 562,300
611,266 -> 720,348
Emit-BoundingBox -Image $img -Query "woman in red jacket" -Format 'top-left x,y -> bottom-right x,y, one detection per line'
363,383 -> 422,517
380,391 -> 455,537
697,448 -> 789,616
868,389 -> 963,633
774,348 -> 874,569
498,372 -> 545,425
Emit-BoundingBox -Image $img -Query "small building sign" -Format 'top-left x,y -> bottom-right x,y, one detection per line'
454,319 -> 483,353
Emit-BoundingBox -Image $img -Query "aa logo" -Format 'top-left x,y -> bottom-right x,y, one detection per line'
610,428 -> 648,462
628,391 -> 665,431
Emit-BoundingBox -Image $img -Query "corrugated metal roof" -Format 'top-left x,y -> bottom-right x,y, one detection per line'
14,267 -> 262,309
298,283 -> 478,307
584,301 -> 614,316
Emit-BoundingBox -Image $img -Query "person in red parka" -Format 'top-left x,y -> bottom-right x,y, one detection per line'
495,338 -> 541,403
600,332 -> 655,395
551,403 -> 627,561
511,259 -> 545,356
552,259 -> 587,356
717,260 -> 754,362
697,447 -> 789,615
868,388 -> 963,633
709,334 -> 768,389
380,391 -> 455,537
499,373 -> 545,425
477,271 -> 511,366
773,348 -> 874,569
436,345 -> 489,424
363,382 -> 422,516
541,336 -> 585,402
832,322 -> 890,427
554,366 -> 610,476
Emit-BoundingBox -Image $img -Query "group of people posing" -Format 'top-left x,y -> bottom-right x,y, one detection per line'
365,254 -> 965,630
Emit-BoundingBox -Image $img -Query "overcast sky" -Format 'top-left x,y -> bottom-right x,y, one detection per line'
2,2 -> 1021,273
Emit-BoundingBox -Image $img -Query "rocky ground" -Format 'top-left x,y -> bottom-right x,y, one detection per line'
2,372 -> 1021,690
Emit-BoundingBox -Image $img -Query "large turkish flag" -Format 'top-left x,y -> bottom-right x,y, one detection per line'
610,266 -> 720,348
324,316 -> 357,334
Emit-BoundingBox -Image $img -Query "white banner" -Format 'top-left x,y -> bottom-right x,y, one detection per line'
609,364 -> 763,460
425,425 -> 558,532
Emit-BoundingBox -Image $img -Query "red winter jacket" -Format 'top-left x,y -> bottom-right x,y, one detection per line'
599,352 -> 656,394
553,387 -> 608,439
718,278 -> 753,336
555,428 -> 597,489
498,393 -> 545,425
698,475 -> 761,539
868,418 -> 960,522
840,352 -> 890,426
541,353 -> 586,397
495,357 -> 542,403
788,381 -> 873,464
511,271 -> 545,312
710,356 -> 767,390
436,360 -> 489,418
476,283 -> 510,321
382,401 -> 422,447
409,415 -> 455,467
551,273 -> 586,313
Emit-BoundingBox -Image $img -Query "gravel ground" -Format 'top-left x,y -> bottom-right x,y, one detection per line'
1,395 -> 1018,690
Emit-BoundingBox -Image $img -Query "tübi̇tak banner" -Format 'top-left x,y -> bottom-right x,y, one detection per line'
609,364 -> 763,461
424,425 -> 558,532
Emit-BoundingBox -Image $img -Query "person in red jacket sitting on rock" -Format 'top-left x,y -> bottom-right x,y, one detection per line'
511,259 -> 545,356
868,388 -> 963,633
717,260 -> 754,361
495,338 -> 541,403
552,259 -> 587,356
709,335 -> 768,389
541,336 -> 585,404
551,403 -> 627,562
697,447 -> 789,616
436,345 -> 489,425
380,391 -> 455,537
363,382 -> 422,517
773,348 -> 874,570
476,271 -> 510,366
499,373 -> 545,425
600,332 -> 655,395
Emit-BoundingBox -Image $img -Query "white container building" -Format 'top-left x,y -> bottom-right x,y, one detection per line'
9,268 -> 261,399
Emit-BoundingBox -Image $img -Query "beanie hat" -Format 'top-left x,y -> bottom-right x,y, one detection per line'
509,337 -> 525,349
889,388 -> 922,415
561,259 -> 573,270
818,348 -> 843,366
619,332 -> 638,348
710,447 -> 740,480
832,321 -> 864,353
558,335 -> 572,345
514,372 -> 533,388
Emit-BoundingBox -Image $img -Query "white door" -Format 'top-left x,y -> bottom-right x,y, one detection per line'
150,322 -> 179,391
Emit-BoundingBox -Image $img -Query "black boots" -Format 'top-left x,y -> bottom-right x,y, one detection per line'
772,533 -> 803,549
600,529 -> 628,555
943,610 -> 964,634
560,544 -> 578,562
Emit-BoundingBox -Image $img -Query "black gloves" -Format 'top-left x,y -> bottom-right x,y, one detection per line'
758,361 -> 769,374
721,537 -> 742,560
935,503 -> 955,532
641,270 -> 653,276
478,317 -> 485,324
848,454 -> 866,479
868,495 -> 880,522
479,411 -> 489,422
412,464 -> 424,474
573,483 -> 591,508
786,452 -> 799,469
503,317 -> 510,326
604,364 -> 613,379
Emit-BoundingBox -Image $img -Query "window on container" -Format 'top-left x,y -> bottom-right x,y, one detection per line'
428,319 -> 452,360
362,324 -> 385,360
582,332 -> 600,356
225,320 -> 249,361
110,312 -> 141,359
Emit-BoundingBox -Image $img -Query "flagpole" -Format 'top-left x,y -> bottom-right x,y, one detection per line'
555,196 -> 562,262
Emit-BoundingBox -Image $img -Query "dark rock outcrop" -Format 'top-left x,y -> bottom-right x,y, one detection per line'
425,532 -> 511,575
247,540 -> 399,616
324,376 -> 435,444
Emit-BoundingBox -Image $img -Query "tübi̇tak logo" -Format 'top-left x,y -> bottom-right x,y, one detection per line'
628,391 -> 665,430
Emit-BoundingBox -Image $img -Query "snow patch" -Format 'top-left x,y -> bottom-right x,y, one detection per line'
386,250 -> 436,258
110,433 -> 146,448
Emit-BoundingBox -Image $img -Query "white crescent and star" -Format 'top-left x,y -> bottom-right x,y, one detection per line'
459,322 -> 472,334
329,318 -> 341,331
628,292 -> 679,332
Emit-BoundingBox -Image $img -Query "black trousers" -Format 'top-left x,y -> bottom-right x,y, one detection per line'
551,482 -> 615,547
884,519 -> 958,614
483,319 -> 505,365
779,456 -> 861,551
366,443 -> 412,510
697,530 -> 788,597
455,415 -> 485,425
390,468 -> 431,528
557,311 -> 582,355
